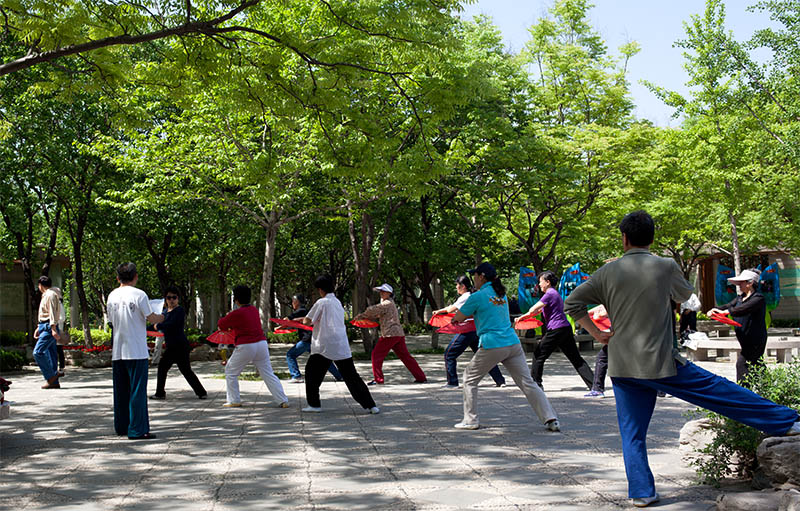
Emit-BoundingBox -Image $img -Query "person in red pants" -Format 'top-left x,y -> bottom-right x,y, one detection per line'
354,284 -> 427,385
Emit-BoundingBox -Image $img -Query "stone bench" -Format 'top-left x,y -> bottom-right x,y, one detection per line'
695,320 -> 733,338
686,336 -> 800,363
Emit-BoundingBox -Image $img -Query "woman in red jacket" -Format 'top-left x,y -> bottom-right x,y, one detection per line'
218,285 -> 289,408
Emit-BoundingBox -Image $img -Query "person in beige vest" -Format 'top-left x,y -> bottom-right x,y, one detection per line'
33,276 -> 63,389
354,284 -> 426,385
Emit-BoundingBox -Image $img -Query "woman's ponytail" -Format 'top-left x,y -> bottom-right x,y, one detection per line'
490,277 -> 506,298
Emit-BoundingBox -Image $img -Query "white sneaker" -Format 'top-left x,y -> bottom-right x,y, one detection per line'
289,377 -> 304,383
632,493 -> 660,507
301,406 -> 321,413
368,406 -> 380,414
786,421 -> 800,436
454,421 -> 479,430
546,419 -> 561,432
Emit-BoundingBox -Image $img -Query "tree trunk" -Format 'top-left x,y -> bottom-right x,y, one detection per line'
258,222 -> 278,334
729,212 -> 741,277
143,232 -> 172,295
72,219 -> 93,347
347,202 -> 375,354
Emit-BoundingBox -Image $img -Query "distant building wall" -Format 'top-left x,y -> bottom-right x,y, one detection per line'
0,258 -> 68,332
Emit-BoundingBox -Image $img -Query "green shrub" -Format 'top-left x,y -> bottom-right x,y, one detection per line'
68,328 -> 112,345
268,330 -> 297,344
187,333 -> 209,344
0,331 -> 28,347
0,349 -> 26,372
689,359 -> 800,486
404,322 -> 430,335
771,318 -> 800,328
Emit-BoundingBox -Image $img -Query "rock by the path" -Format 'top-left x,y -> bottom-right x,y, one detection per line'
757,436 -> 800,488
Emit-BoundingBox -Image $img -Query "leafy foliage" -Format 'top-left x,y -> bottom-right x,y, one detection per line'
688,359 -> 800,486
0,349 -> 26,372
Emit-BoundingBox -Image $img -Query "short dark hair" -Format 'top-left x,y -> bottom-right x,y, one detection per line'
37,275 -> 52,288
292,293 -> 306,306
233,285 -> 251,305
164,285 -> 180,297
619,210 -> 655,247
539,270 -> 558,288
116,262 -> 137,283
455,275 -> 472,289
314,274 -> 335,294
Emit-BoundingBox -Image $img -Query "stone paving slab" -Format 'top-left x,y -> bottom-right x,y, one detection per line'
0,341 -> 744,510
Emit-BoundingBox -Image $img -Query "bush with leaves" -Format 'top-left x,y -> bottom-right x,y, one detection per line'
0,349 -> 26,372
0,331 -> 28,347
403,323 -> 430,335
689,359 -> 800,486
68,328 -> 112,346
771,318 -> 800,328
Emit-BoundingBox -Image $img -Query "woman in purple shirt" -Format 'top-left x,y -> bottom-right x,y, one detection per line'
515,271 -> 594,390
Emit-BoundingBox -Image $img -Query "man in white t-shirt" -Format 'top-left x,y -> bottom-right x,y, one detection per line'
300,274 -> 379,414
106,262 -> 163,440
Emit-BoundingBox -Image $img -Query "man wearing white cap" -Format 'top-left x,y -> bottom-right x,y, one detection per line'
707,268 -> 766,384
353,283 -> 427,385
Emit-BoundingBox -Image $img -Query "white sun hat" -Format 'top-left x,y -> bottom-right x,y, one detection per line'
373,283 -> 394,294
727,269 -> 759,283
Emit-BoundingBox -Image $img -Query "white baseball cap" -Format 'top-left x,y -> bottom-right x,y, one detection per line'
373,283 -> 394,294
727,269 -> 759,283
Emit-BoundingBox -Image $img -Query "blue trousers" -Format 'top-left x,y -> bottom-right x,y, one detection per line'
112,359 -> 150,438
286,340 -> 342,380
33,322 -> 59,381
444,332 -> 505,386
612,360 -> 799,499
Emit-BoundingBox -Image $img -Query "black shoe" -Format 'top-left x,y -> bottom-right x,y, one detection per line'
150,394 -> 165,400
129,432 -> 157,440
198,394 -> 207,400
367,380 -> 381,386
414,380 -> 428,384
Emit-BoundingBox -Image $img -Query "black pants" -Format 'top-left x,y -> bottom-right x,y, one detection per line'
57,345 -> 65,370
530,326 -> 594,389
305,354 -> 375,409
592,344 -> 609,392
679,310 -> 697,334
155,344 -> 207,398
736,354 -> 766,387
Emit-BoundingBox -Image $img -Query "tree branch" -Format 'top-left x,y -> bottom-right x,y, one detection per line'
0,0 -> 259,76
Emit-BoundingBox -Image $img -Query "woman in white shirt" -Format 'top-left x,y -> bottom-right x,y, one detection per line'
432,275 -> 505,388
301,274 -> 379,414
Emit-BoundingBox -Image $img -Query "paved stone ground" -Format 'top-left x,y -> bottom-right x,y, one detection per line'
1,339 -> 745,511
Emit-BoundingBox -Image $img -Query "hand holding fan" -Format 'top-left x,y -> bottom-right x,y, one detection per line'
514,313 -> 543,330
270,318 -> 313,331
437,319 -> 476,334
351,319 -> 379,328
710,312 -> 742,327
428,313 -> 455,328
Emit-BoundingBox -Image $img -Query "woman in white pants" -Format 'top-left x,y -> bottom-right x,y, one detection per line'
452,263 -> 559,431
217,285 -> 288,408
